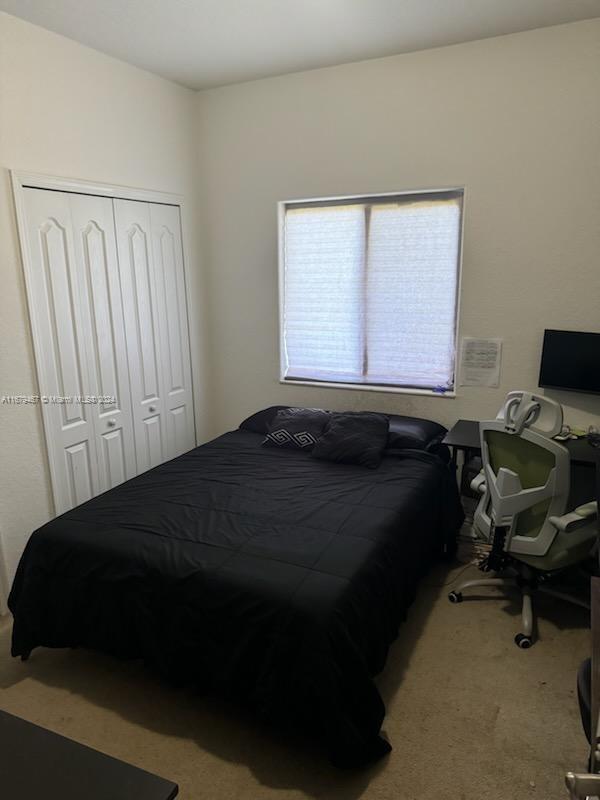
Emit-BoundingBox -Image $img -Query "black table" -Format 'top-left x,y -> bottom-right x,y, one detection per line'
0,709 -> 178,800
443,419 -> 599,496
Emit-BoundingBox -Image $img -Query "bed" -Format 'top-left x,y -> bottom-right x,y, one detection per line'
9,407 -> 463,766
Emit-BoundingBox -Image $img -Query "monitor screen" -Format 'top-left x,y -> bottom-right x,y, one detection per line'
539,329 -> 600,395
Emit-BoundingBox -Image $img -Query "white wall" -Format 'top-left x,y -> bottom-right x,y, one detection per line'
0,13 -> 209,605
196,20 -> 600,437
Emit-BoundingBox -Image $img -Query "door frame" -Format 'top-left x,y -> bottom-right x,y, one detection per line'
11,170 -> 199,515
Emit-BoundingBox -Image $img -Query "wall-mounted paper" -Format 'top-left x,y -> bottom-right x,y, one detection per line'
459,337 -> 502,387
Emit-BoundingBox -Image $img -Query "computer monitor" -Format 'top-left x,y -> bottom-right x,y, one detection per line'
538,329 -> 600,395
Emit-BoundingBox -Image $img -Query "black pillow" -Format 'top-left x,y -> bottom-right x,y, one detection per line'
386,414 -> 447,451
262,407 -> 329,451
239,406 -> 288,434
311,412 -> 389,469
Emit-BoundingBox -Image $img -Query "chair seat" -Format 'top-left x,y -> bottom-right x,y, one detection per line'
473,519 -> 596,572
512,524 -> 597,572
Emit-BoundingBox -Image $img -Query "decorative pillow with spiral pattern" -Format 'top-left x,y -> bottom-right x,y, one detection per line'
262,407 -> 329,451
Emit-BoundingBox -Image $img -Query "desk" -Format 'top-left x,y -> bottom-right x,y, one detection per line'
444,419 -> 599,495
0,709 -> 178,800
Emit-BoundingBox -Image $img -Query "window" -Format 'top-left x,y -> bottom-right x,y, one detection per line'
279,189 -> 463,394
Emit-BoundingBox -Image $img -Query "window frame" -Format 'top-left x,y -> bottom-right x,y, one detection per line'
277,187 -> 465,398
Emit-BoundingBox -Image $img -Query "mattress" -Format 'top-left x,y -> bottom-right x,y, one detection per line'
9,427 -> 463,766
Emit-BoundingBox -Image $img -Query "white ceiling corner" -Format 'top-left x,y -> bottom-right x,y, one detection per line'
1,0 -> 600,90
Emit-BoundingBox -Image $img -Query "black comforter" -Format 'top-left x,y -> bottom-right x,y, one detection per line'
9,429 -> 463,766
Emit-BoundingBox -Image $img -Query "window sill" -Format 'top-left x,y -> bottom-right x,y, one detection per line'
279,378 -> 456,398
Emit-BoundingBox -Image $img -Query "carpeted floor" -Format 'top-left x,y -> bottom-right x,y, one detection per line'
0,556 -> 590,800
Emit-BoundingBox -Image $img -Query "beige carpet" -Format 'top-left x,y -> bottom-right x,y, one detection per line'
0,558 -> 590,800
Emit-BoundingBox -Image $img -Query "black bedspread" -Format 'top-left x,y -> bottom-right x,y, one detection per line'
9,429 -> 463,766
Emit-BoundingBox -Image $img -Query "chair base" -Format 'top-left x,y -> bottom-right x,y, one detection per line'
448,570 -> 589,648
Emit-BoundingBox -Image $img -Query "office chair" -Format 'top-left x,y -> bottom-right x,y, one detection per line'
448,391 -> 598,648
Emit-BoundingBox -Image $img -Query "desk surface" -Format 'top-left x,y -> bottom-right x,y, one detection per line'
443,418 -> 599,465
0,709 -> 178,800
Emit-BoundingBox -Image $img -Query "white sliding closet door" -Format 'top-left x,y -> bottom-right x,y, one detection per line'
69,194 -> 137,491
17,178 -> 197,515
114,199 -> 196,471
20,188 -> 100,513
150,204 -> 195,460
114,199 -> 168,473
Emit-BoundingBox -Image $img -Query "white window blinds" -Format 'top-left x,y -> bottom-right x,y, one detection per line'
280,190 -> 462,392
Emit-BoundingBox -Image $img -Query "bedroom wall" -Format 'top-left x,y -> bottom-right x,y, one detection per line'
195,20 -> 600,438
0,13 -> 209,608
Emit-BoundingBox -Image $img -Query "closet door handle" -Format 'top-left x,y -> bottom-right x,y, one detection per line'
107,419 -> 117,428
148,405 -> 157,414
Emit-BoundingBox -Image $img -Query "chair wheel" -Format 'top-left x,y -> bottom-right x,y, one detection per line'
448,591 -> 463,604
515,633 -> 532,649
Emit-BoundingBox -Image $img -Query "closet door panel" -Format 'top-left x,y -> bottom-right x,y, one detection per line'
21,188 -> 99,513
65,441 -> 95,506
150,204 -> 196,459
114,199 -> 166,473
101,429 -> 127,486
143,415 -> 163,468
169,405 -> 191,457
69,194 -> 136,491
128,222 -> 161,399
41,221 -> 83,417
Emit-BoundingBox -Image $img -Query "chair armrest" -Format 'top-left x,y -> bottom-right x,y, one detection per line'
470,472 -> 486,494
549,502 -> 597,533
574,501 -> 598,518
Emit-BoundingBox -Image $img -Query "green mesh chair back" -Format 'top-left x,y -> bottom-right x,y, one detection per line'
484,429 -> 556,538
